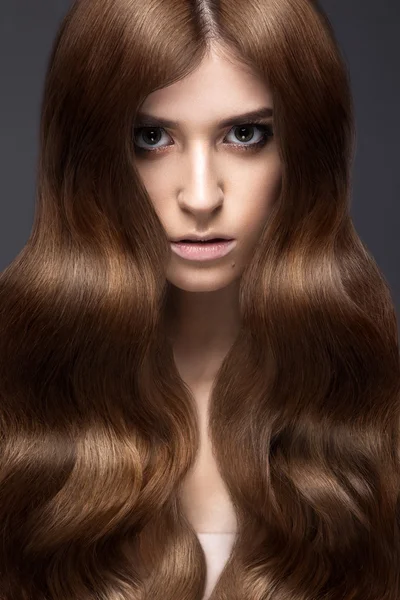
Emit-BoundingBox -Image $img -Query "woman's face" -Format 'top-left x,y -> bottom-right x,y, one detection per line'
133,46 -> 282,293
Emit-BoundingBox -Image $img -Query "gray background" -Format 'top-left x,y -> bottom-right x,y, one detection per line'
0,1 -> 399,320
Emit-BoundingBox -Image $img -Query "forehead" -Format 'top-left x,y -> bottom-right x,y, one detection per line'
137,49 -> 273,129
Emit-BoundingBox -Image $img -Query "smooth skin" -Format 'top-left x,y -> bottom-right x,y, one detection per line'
133,44 -> 282,387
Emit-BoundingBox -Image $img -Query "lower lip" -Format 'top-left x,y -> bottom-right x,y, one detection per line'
170,239 -> 237,261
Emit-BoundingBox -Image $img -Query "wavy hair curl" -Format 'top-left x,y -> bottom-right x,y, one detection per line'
0,0 -> 399,598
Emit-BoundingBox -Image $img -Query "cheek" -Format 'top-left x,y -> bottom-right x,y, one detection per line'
255,154 -> 282,195
134,165 -> 166,216
235,160 -> 282,231
134,164 -> 157,200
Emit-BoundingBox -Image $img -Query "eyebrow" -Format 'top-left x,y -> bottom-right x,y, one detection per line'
134,106 -> 273,128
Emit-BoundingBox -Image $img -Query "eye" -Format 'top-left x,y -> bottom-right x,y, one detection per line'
225,124 -> 270,147
133,127 -> 172,152
132,122 -> 274,154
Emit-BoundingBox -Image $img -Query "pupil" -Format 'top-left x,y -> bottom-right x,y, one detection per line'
142,128 -> 161,145
236,126 -> 254,142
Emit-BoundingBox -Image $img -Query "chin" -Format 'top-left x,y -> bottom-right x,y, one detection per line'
166,268 -> 241,293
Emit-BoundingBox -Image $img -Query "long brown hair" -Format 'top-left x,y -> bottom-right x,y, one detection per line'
0,0 -> 399,598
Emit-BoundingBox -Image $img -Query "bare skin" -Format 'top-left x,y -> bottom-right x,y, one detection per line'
167,278 -> 241,388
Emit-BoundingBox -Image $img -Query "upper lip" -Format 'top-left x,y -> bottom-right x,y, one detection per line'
170,233 -> 234,242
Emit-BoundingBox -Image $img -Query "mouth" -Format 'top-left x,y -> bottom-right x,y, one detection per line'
170,238 -> 237,261
177,238 -> 231,243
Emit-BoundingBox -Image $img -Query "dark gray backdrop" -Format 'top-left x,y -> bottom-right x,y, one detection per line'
0,1 -> 399,320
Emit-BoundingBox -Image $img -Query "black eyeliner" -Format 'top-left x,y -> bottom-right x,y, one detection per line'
132,121 -> 274,154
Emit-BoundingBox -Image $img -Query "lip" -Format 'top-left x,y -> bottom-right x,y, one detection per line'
170,234 -> 233,242
170,239 -> 237,261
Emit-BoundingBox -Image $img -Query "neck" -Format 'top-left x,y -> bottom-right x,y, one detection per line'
166,279 -> 241,386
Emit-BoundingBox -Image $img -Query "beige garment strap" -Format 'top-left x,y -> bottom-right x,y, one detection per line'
197,532 -> 236,600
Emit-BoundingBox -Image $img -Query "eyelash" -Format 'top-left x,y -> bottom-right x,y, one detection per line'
132,122 -> 274,155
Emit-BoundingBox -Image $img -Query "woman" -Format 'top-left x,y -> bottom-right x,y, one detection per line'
0,0 -> 399,598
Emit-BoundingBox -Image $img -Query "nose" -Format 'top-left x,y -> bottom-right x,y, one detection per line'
177,143 -> 224,218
